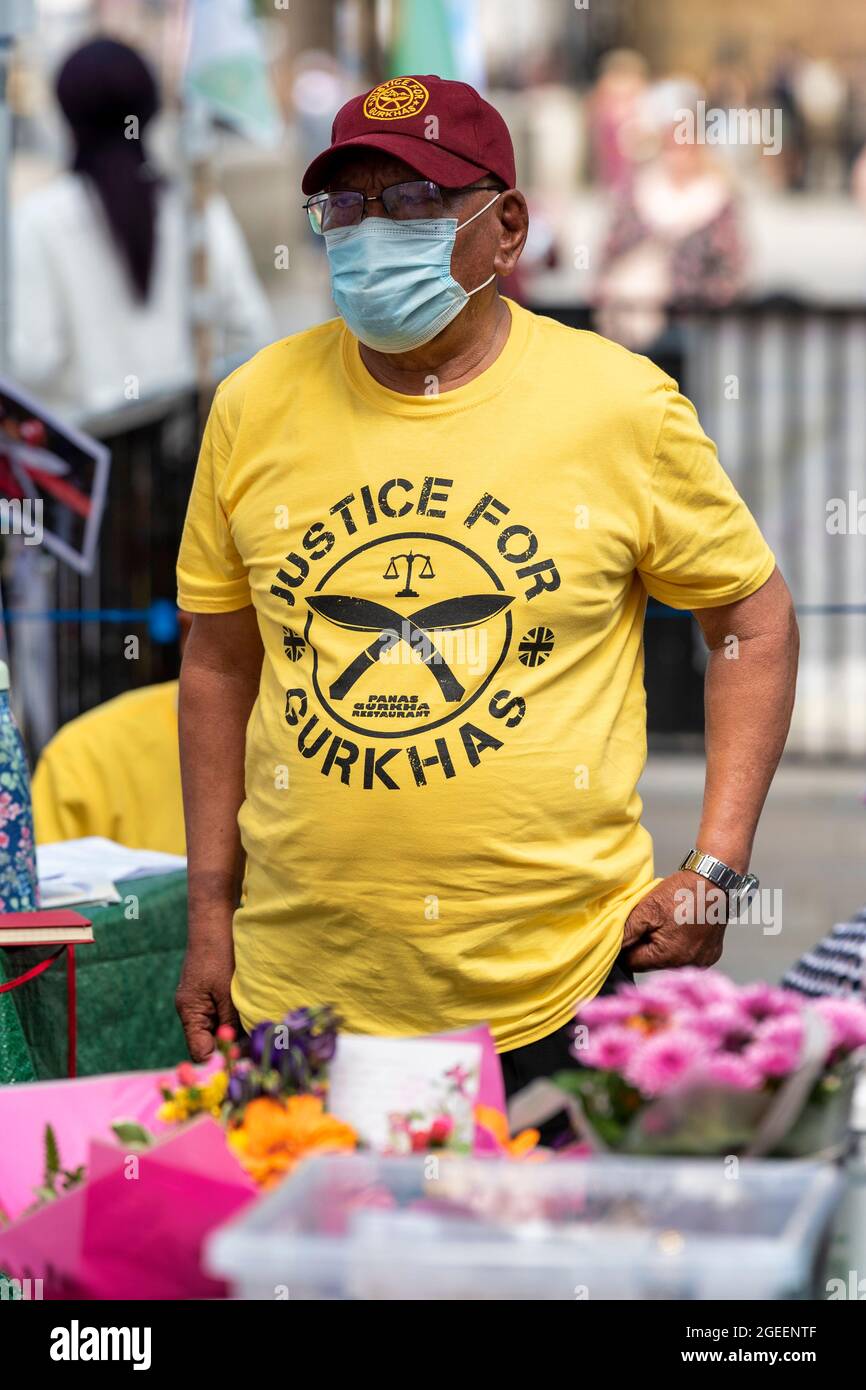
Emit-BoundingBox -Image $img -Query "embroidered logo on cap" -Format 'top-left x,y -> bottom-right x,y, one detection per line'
363,77 -> 429,121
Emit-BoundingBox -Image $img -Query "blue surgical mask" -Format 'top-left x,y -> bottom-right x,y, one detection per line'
324,193 -> 500,353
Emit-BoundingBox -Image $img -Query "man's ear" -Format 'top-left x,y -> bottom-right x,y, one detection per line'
493,189 -> 529,278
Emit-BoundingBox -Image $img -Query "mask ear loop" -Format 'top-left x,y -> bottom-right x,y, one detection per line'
454,190 -> 502,233
454,190 -> 502,297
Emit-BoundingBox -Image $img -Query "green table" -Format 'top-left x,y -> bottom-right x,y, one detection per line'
0,872 -> 189,1084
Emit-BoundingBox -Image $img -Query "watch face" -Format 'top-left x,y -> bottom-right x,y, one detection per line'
732,876 -> 759,913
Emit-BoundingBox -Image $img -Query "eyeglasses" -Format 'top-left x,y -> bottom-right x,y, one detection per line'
303,179 -> 501,235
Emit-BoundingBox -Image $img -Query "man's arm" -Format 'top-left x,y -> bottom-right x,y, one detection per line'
623,567 -> 798,970
176,607 -> 263,1059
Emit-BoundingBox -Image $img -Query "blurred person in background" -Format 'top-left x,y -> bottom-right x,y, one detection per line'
789,55 -> 848,193
11,37 -> 272,421
595,79 -> 745,357
853,140 -> 866,216
765,46 -> 807,192
31,613 -> 190,855
586,48 -> 648,191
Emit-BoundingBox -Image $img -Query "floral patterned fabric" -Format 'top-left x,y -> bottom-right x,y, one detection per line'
598,191 -> 745,309
0,693 -> 38,913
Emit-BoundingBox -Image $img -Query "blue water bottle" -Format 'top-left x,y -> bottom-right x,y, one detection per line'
0,659 -> 39,911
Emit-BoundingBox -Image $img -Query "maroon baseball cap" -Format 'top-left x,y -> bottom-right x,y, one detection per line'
301,74 -> 516,194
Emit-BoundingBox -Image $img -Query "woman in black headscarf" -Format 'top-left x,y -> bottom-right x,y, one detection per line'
12,36 -> 271,417
56,37 -> 161,302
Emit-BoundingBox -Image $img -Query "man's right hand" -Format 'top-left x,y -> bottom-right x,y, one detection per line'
175,937 -> 239,1062
177,609 -> 262,1062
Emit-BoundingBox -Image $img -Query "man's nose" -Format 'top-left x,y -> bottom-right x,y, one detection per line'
363,194 -> 388,220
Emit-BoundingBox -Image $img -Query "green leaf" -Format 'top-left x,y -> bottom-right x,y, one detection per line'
43,1124 -> 61,1182
552,1069 -> 595,1098
111,1122 -> 154,1148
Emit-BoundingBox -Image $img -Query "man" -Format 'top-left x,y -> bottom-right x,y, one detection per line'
33,613 -> 190,855
175,76 -> 798,1097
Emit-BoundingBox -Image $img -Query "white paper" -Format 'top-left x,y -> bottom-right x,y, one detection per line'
38,876 -> 121,908
36,837 -> 186,906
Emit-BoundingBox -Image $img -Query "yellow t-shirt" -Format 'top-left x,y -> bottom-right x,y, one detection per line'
32,681 -> 185,855
177,299 -> 774,1050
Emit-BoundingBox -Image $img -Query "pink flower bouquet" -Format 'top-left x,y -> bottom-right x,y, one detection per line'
556,970 -> 866,1158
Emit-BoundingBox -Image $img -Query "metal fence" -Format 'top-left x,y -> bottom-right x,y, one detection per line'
537,300 -> 866,757
687,306 -> 866,758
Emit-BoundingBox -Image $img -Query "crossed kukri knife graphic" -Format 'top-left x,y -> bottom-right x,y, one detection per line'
306,593 -> 514,702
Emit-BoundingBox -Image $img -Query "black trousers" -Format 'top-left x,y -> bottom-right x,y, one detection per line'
499,955 -> 634,1102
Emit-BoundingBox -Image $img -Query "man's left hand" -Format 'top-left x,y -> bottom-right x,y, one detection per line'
621,871 -> 726,972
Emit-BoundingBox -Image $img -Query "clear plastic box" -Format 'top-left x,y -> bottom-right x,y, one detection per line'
206,1154 -> 841,1301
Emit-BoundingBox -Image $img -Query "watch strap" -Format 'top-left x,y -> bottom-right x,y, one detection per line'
679,849 -> 757,898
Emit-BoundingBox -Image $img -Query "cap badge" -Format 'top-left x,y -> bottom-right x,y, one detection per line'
363,76 -> 429,121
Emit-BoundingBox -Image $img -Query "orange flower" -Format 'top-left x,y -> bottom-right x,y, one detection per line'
474,1105 -> 546,1160
228,1095 -> 357,1189
624,1015 -> 655,1034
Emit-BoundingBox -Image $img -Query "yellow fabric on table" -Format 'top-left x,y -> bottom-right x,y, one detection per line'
177,299 -> 775,1050
32,680 -> 185,855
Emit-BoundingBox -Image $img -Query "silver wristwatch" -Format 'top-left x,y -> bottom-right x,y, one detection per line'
679,849 -> 759,913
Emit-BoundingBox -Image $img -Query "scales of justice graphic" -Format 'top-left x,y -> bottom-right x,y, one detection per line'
382,549 -> 435,598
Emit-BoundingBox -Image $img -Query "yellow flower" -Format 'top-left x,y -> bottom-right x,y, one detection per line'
157,1099 -> 188,1124
158,1071 -> 228,1126
201,1071 -> 228,1110
228,1095 -> 357,1189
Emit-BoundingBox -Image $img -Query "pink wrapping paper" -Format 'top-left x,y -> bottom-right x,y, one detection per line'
0,1116 -> 255,1299
0,1060 -> 220,1223
0,1027 -> 507,1298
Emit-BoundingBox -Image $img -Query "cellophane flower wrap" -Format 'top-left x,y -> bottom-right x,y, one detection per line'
555,969 -> 866,1157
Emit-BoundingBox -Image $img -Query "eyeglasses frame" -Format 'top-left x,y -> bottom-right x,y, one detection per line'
302,179 -> 503,233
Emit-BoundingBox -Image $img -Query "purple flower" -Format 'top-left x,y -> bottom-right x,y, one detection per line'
227,1060 -> 254,1105
247,1022 -> 279,1069
624,1028 -> 709,1097
238,1006 -> 341,1102
284,1007 -> 315,1033
306,1029 -> 337,1066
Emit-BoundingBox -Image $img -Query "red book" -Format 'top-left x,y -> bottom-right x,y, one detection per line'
0,910 -> 94,947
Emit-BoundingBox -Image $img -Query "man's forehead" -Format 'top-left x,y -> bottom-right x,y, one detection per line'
325,149 -> 425,190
